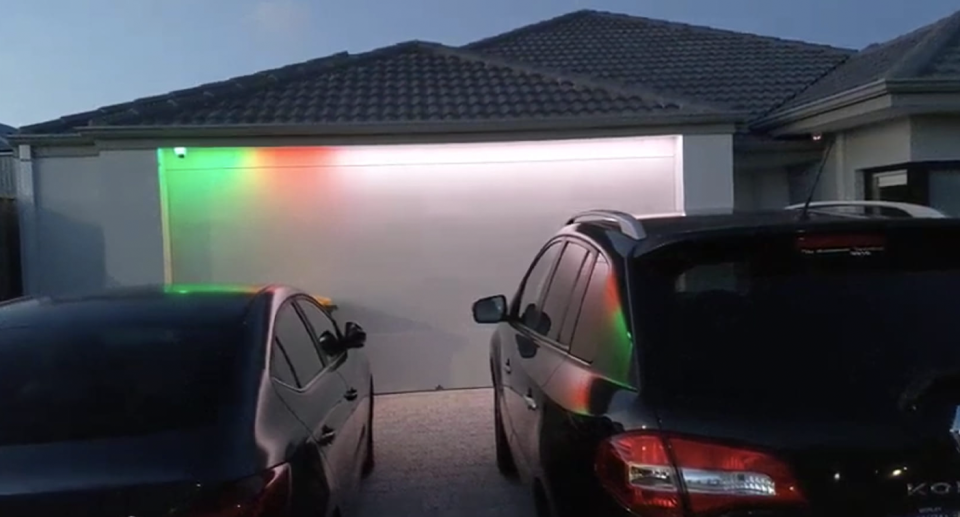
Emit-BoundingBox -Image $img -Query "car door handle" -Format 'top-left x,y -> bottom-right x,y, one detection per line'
344,388 -> 358,401
523,393 -> 538,411
318,426 -> 336,446
504,359 -> 512,374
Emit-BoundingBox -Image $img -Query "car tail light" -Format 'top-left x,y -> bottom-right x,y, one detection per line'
185,464 -> 291,517
595,433 -> 805,517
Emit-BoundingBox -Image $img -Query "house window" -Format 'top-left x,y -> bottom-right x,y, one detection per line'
863,161 -> 960,216
869,170 -> 909,202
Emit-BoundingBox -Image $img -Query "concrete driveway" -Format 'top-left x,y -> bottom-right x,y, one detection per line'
356,389 -> 534,517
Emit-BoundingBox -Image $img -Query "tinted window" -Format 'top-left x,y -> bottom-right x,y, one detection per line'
636,228 -> 960,419
271,339 -> 299,387
570,256 -> 619,363
274,304 -> 324,384
539,243 -> 590,342
559,256 -> 595,345
0,322 -> 242,446
296,299 -> 340,363
518,242 -> 562,329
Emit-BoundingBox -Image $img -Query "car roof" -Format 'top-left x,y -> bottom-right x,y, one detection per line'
0,284 -> 275,328
565,206 -> 960,256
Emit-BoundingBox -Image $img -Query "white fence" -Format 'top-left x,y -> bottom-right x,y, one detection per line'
0,153 -> 14,198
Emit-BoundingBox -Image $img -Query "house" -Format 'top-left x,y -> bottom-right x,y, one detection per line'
8,9 -> 960,392
0,123 -> 15,198
0,123 -> 20,301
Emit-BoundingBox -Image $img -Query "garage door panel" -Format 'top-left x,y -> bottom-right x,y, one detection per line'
162,138 -> 681,392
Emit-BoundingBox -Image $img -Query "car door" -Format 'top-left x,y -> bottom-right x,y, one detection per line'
295,297 -> 368,491
501,240 -> 563,474
270,300 -> 354,510
512,240 -> 592,475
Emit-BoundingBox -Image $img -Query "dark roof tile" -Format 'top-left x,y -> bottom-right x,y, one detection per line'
22,41 -> 725,135
467,10 -> 854,118
775,9 -> 960,111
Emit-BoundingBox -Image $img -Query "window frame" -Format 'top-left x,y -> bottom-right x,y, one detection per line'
567,253 -> 614,364
270,336 -> 301,388
537,241 -> 592,348
293,296 -> 344,365
511,239 -> 565,321
269,299 -> 327,392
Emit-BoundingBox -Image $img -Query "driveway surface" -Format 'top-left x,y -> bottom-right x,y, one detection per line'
356,388 -> 534,517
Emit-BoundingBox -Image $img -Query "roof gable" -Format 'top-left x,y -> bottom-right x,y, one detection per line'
21,41 -> 729,136
467,10 -> 854,118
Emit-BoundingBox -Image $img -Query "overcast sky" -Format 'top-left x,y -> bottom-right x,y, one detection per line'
2,0 -> 957,127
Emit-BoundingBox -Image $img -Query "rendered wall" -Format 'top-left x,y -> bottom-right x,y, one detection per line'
160,136 -> 688,393
22,148 -> 165,295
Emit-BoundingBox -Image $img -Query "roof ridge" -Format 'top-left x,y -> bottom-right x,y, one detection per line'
886,9 -> 960,79
585,9 -> 855,53
463,10 -> 593,50
431,43 -> 734,114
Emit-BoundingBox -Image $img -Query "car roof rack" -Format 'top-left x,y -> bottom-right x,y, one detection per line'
784,200 -> 948,219
567,209 -> 646,239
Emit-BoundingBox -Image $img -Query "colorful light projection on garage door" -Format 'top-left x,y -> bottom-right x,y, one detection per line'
156,146 -> 348,285
157,137 -> 680,392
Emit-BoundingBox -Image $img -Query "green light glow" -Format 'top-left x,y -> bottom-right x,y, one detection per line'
156,147 -> 342,285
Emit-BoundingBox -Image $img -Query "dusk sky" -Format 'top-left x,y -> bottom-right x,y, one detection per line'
2,0 -> 958,127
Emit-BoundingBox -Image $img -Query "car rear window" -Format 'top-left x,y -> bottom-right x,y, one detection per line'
0,296 -> 249,446
634,225 -> 960,419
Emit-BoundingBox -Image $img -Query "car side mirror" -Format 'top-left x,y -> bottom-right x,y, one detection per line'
472,295 -> 508,324
342,322 -> 367,349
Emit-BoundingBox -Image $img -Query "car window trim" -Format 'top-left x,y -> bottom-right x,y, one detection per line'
271,336 -> 302,389
292,295 -> 347,370
559,250 -> 597,349
538,241 -> 592,347
271,299 -> 328,392
512,238 -> 565,320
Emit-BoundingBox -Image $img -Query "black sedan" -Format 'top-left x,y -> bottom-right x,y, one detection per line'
0,284 -> 374,517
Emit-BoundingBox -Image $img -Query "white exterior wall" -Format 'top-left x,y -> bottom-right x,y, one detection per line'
814,116 -> 960,201
680,134 -> 734,210
19,147 -> 165,295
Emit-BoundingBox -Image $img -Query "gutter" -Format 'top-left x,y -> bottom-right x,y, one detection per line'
751,80 -> 889,130
7,111 -> 745,145
753,78 -> 960,131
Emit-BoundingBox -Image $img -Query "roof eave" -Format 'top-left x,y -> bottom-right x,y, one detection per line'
10,112 -> 743,145
751,80 -> 890,130
753,77 -> 960,132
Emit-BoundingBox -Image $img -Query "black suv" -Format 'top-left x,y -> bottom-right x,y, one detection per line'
472,201 -> 960,517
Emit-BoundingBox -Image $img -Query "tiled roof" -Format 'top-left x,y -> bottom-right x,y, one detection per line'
20,41 -> 728,135
776,9 -> 960,111
0,124 -> 14,152
467,10 -> 855,119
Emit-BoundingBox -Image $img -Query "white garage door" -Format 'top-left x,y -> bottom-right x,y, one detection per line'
160,136 -> 683,393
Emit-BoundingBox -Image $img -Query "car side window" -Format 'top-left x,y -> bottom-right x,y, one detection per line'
538,242 -> 590,343
270,338 -> 300,387
296,299 -> 340,364
274,303 -> 325,385
516,242 -> 563,329
570,255 -> 617,363
559,253 -> 596,345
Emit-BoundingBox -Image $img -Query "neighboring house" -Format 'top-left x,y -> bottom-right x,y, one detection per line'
0,123 -> 15,198
7,9 -> 960,392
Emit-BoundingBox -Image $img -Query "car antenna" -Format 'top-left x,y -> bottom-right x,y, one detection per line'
798,134 -> 836,221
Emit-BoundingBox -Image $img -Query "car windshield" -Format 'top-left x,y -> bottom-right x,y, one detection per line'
0,297 -> 249,446
634,226 -> 960,419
